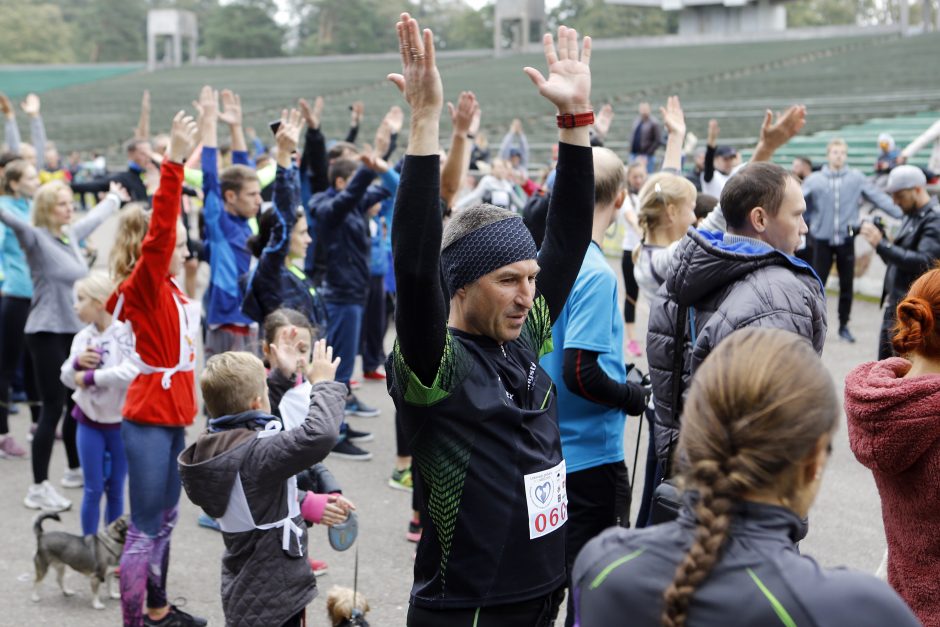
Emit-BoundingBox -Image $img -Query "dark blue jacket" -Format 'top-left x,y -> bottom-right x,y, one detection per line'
242,165 -> 327,330
573,500 -> 919,626
311,166 -> 393,305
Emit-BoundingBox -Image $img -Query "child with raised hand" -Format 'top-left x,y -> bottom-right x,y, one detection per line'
60,272 -> 137,537
178,337 -> 346,627
108,111 -> 206,627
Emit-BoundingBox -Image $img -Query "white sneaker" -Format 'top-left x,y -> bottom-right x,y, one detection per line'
24,481 -> 72,512
60,468 -> 83,489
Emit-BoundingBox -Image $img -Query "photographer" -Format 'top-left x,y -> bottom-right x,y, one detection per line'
860,165 -> 940,359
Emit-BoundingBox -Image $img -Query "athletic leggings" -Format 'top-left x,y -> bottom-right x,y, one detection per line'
120,420 -> 185,627
76,421 -> 127,536
407,587 -> 565,627
0,296 -> 40,434
620,251 -> 639,325
25,332 -> 79,483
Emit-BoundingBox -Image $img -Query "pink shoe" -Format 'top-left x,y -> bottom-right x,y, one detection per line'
0,435 -> 27,458
627,340 -> 643,357
309,558 -> 329,577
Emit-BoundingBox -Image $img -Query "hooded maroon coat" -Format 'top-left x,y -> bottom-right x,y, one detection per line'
845,357 -> 940,627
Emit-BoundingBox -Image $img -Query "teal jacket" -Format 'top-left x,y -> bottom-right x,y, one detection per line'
0,195 -> 33,298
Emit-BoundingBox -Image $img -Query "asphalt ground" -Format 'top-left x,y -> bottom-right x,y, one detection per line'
0,252 -> 893,627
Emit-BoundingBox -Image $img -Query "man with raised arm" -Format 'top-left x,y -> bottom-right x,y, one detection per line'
385,13 -> 594,626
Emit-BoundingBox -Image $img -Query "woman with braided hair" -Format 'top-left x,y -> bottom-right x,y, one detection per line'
572,327 -> 918,627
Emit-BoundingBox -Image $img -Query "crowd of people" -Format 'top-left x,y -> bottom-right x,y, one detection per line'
1,12 -> 940,627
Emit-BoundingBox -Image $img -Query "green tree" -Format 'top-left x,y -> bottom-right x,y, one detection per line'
299,0 -> 407,54
201,1 -> 285,58
0,2 -> 75,63
787,0 -> 861,26
548,0 -> 669,39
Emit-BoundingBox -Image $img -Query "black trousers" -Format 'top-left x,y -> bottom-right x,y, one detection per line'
879,300 -> 898,360
0,296 -> 41,434
564,461 -> 630,627
407,587 -> 565,627
26,332 -> 79,483
360,274 -> 387,373
620,251 -> 639,324
811,238 -> 855,327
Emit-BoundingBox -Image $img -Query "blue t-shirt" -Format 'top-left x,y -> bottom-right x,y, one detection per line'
541,242 -> 626,473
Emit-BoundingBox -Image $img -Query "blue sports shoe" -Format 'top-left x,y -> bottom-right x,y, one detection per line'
197,513 -> 221,532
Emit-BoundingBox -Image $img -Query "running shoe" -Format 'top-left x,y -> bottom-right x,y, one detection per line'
0,435 -> 27,458
309,558 -> 329,577
389,467 -> 413,492
362,369 -> 387,381
346,426 -> 374,443
345,394 -> 380,418
61,468 -> 84,489
24,481 -> 71,512
331,438 -> 373,461
626,340 -> 643,357
406,519 -> 422,543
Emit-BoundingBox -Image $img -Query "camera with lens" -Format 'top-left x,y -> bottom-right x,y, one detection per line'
847,216 -> 886,239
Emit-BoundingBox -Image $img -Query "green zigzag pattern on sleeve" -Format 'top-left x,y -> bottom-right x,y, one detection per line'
520,295 -> 554,358
413,427 -> 475,595
391,331 -> 474,407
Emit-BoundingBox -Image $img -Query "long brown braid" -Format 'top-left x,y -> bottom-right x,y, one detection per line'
661,328 -> 838,627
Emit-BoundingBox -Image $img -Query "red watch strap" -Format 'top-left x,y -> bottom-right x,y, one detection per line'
556,111 -> 595,129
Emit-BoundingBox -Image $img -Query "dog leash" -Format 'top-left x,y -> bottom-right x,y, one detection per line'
351,544 -> 363,623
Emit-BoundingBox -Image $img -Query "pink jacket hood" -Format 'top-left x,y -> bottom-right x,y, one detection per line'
844,357 -> 940,475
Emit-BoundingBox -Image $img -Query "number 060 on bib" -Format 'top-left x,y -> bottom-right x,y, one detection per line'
523,459 -> 568,540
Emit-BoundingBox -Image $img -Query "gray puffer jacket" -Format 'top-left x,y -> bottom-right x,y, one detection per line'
647,229 -> 826,461
178,381 -> 345,627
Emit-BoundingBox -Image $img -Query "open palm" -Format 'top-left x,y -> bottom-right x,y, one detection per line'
524,26 -> 592,114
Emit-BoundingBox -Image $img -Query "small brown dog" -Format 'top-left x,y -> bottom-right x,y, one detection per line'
326,586 -> 370,627
32,512 -> 129,610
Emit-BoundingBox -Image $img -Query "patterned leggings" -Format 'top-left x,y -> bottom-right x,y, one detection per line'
120,506 -> 178,627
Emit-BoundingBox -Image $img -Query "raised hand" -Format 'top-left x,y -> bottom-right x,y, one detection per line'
20,93 -> 40,118
109,181 -> 131,203
275,108 -> 304,167
141,90 -> 150,112
350,101 -> 364,126
523,26 -> 592,115
388,13 -> 443,121
707,119 -> 720,146
167,111 -> 200,164
193,85 -> 219,147
448,91 -> 479,136
660,95 -> 686,139
308,338 -> 340,385
594,103 -> 614,139
219,89 -> 243,127
373,119 -> 393,160
0,93 -> 12,120
384,105 -> 405,134
360,142 -> 390,174
759,104 -> 806,150
299,96 -> 324,130
469,104 -> 482,136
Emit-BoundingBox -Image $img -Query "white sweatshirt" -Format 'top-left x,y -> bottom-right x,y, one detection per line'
60,321 -> 139,424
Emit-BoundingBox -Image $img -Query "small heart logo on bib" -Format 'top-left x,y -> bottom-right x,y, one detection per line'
533,482 -> 552,506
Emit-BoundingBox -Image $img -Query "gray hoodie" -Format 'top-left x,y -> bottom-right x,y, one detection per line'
802,165 -> 900,244
177,381 -> 345,627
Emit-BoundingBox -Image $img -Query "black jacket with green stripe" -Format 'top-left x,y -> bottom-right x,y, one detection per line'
572,500 -> 918,626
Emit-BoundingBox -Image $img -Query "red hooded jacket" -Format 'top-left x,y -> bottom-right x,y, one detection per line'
844,357 -> 940,627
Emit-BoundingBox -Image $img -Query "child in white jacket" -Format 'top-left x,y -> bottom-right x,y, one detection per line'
60,273 -> 138,536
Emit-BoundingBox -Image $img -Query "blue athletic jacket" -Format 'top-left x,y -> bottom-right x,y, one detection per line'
202,147 -> 255,327
0,196 -> 33,298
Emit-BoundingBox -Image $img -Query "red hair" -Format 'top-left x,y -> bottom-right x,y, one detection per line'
893,265 -> 940,358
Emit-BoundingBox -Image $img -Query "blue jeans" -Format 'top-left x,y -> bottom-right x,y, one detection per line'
77,422 -> 127,536
121,420 -> 184,536
325,302 -> 363,387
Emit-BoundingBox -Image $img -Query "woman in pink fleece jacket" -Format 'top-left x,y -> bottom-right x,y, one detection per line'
844,266 -> 940,627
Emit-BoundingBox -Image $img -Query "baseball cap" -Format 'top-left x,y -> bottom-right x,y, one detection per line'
885,165 -> 927,193
715,145 -> 737,158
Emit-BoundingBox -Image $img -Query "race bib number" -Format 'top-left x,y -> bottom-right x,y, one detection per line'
523,459 -> 568,540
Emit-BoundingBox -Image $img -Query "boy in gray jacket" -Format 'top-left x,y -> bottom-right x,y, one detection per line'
802,138 -> 901,342
178,341 -> 345,627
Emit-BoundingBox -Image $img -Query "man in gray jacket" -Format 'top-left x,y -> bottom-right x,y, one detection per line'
802,138 -> 901,343
647,162 -> 826,467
